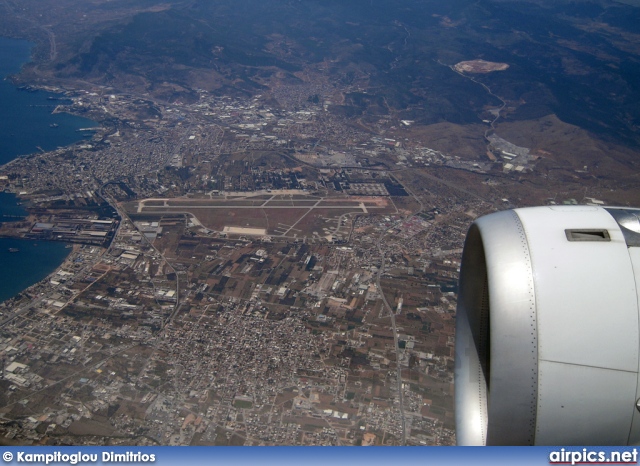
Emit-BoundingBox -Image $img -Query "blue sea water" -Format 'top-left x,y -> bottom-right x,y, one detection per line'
0,37 -> 97,165
0,192 -> 71,303
0,37 -> 98,302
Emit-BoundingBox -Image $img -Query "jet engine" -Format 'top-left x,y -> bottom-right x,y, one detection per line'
455,206 -> 640,445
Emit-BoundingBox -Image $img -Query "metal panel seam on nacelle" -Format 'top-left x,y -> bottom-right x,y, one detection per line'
515,206 -> 639,372
622,247 -> 640,445
477,210 -> 538,445
536,360 -> 637,445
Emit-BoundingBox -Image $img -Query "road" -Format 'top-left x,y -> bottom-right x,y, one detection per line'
373,173 -> 425,445
100,183 -> 181,330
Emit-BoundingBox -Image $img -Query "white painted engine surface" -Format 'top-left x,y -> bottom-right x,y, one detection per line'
455,206 -> 640,445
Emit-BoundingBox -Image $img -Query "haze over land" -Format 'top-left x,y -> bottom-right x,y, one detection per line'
0,0 -> 638,446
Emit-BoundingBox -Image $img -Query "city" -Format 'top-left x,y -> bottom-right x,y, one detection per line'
0,4 -> 636,443
0,83 -> 503,446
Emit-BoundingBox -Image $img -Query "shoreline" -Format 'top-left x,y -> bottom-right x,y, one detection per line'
0,37 -> 105,305
0,237 -> 74,305
0,38 -> 103,169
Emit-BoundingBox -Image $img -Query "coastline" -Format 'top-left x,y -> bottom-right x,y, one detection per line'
0,192 -> 73,304
0,238 -> 73,304
0,37 -> 100,303
0,37 -> 101,167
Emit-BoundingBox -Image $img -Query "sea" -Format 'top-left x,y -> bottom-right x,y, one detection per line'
0,37 -> 97,303
0,194 -> 71,303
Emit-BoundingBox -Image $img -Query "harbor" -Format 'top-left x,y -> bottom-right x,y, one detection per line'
0,36 -> 98,302
0,37 -> 98,166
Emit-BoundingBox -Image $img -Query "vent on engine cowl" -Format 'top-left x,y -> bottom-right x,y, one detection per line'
565,229 -> 610,242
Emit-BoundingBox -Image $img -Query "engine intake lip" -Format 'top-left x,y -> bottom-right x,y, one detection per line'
455,210 -> 538,446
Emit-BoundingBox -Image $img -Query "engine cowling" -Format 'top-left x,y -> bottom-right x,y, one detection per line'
455,206 -> 640,445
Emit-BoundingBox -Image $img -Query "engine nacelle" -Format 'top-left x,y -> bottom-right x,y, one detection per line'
455,206 -> 640,445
